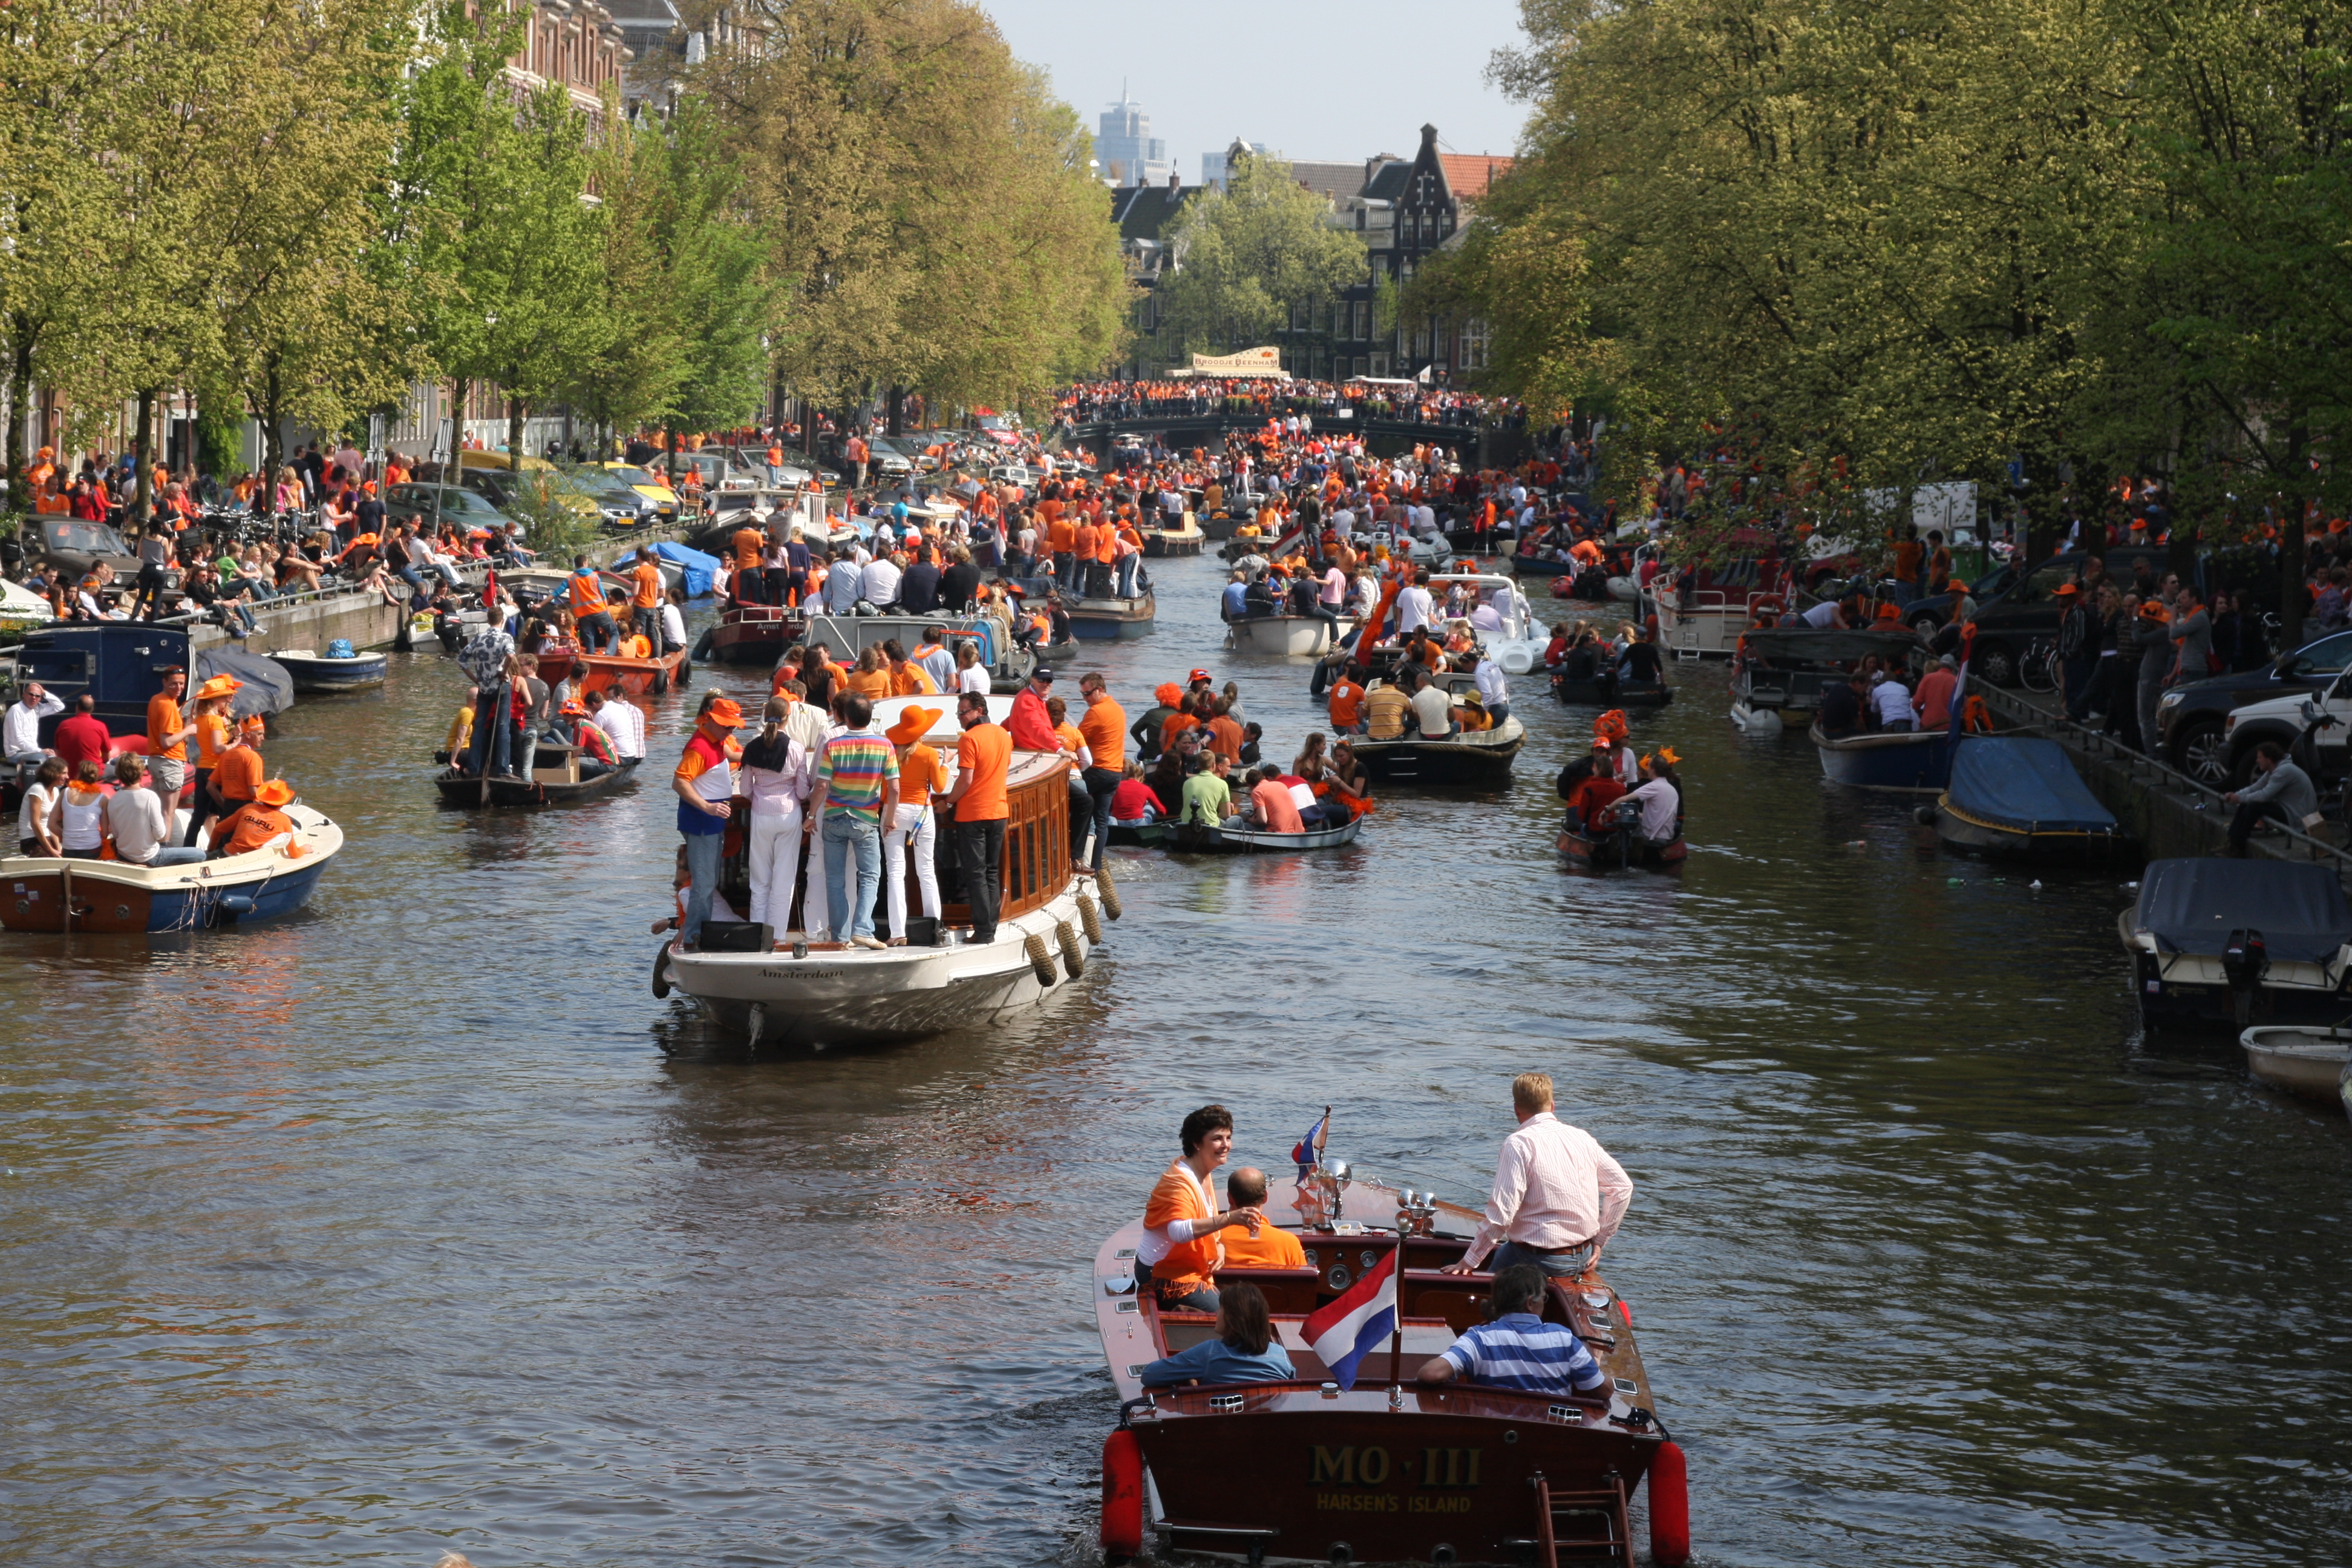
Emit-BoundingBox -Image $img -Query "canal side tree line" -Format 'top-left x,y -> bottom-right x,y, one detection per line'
1409,0 -> 2352,647
0,0 -> 1131,525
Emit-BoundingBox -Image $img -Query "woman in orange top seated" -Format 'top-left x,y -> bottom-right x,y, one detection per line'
1137,1105 -> 1268,1312
844,645 -> 893,702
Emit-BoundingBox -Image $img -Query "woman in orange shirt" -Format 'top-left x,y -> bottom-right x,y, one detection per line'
844,645 -> 892,702
1137,1105 -> 1266,1310
881,705 -> 949,943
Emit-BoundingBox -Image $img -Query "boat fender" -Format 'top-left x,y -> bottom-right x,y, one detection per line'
217,892 -> 257,918
1500,647 -> 1532,676
692,627 -> 715,661
1913,805 -> 1937,826
1056,919 -> 1085,977
651,668 -> 670,696
1099,1428 -> 1145,1558
1076,892 -> 1103,944
1647,1438 -> 1691,1567
1025,932 -> 1057,987
651,947 -> 674,999
1096,864 -> 1122,920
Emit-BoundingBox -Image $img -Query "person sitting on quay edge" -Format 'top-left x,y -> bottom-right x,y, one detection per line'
1417,1263 -> 1611,1399
2224,740 -> 2319,857
1135,1103 -> 1267,1312
1137,1283 -> 1295,1388
1217,1168 -> 1307,1269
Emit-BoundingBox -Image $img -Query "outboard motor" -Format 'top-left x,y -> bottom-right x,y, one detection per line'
2221,927 -> 2270,1027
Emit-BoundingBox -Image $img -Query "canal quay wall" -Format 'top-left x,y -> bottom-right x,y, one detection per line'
1978,682 -> 2352,878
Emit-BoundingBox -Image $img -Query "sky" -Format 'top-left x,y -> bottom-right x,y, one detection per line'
979,0 -> 1532,186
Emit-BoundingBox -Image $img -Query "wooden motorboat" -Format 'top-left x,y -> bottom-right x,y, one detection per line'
1106,820 -> 1167,847
1093,1159 -> 1687,1568
701,603 -> 799,665
1143,520 -> 1206,557
1729,627 -> 1921,727
1162,814 -> 1365,854
435,749 -> 639,809
576,645 -> 690,697
269,647 -> 388,693
1810,720 -> 1953,794
663,695 -> 1119,1047
1507,550 -> 1576,578
1351,715 -> 1525,787
2239,1027 -> 2352,1106
1199,514 -> 1243,541
2124,858 -> 2352,1031
1558,817 -> 1687,871
0,803 -> 342,933
1932,736 -> 2126,863
1551,672 -> 1672,709
1229,613 -> 1350,658
1067,587 -> 1155,641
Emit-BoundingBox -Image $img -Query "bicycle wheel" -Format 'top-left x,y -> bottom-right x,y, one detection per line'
2020,641 -> 2059,694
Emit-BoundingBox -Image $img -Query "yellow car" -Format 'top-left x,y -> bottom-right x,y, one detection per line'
453,451 -> 603,531
597,462 -> 682,521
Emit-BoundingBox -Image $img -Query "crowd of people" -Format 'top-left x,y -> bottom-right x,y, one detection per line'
1053,377 -> 1536,433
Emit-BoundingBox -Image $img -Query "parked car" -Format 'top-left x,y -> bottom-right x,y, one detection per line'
382,483 -> 519,534
2157,626 -> 2352,783
665,449 -> 762,494
1953,547 -> 2173,685
2220,670 -> 2352,787
593,462 -> 682,520
26,517 -> 172,593
554,465 -> 661,529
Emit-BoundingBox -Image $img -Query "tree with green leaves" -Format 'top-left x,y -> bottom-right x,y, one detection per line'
1155,152 -> 1367,359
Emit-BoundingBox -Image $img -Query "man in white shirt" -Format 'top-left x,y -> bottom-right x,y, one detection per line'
1868,674 -> 1915,732
858,551 -> 903,613
102,755 -> 205,865
1800,598 -> 1849,629
1396,569 -> 1436,633
5,681 -> 63,765
586,688 -> 645,761
1408,670 -> 1456,739
1474,655 -> 1510,724
1443,1072 -> 1633,1280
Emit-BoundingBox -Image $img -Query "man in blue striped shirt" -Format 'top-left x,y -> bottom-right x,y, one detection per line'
1416,1265 -> 1609,1398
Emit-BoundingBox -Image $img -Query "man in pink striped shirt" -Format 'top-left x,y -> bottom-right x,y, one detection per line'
1442,1072 -> 1634,1281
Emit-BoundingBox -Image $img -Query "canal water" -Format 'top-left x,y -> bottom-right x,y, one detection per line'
2,552 -> 2346,1568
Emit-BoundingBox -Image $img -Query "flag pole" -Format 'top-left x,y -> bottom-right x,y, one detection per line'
1388,1236 -> 1406,1392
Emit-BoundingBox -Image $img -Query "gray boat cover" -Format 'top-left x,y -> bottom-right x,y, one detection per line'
1741,629 -> 1922,665
1947,736 -> 2115,832
2134,857 -> 2352,962
195,646 -> 293,720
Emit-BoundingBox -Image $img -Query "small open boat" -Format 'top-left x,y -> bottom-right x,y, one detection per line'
1811,720 -> 1953,794
2125,858 -> 2352,1030
1066,587 -> 1155,641
1093,1155 -> 1687,1568
270,647 -> 388,693
1228,613 -> 1349,658
1107,820 -> 1167,846
434,750 -> 639,809
576,645 -> 690,697
1161,814 -> 1365,854
663,696 -> 1117,1047
0,804 -> 342,933
2239,1026 -> 2352,1106
701,603 -> 798,665
1351,715 -> 1526,787
1932,736 -> 2126,862
1552,672 -> 1673,708
1559,815 -> 1687,870
1143,519 -> 1205,557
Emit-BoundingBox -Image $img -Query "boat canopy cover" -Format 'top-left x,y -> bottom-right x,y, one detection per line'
195,646 -> 293,719
1742,628 -> 1921,665
648,541 -> 721,598
1945,736 -> 2115,832
2135,857 -> 2352,962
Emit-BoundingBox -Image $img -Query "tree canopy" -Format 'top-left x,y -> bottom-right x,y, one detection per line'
1155,153 -> 1368,357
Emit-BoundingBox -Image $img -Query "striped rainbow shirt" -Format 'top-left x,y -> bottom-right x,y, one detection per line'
815,731 -> 899,826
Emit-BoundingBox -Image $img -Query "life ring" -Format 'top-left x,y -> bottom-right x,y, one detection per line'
1751,595 -> 1785,619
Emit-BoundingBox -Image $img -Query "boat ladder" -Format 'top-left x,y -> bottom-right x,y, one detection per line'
1527,1471 -> 1632,1566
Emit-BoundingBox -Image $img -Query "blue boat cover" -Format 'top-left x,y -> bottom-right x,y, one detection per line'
649,541 -> 722,598
1946,736 -> 2115,832
2135,857 -> 2352,962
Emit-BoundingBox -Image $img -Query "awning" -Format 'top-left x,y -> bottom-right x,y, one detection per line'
1183,347 -> 1290,379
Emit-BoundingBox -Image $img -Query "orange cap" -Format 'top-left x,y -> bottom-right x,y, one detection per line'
705,696 -> 744,727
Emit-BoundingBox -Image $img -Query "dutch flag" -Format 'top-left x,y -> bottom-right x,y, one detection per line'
1302,1244 -> 1399,1391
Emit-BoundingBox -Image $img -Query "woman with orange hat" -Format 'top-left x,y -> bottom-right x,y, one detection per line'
881,705 -> 949,944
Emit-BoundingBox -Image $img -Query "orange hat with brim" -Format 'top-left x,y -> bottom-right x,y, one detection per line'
705,697 -> 745,727
195,675 -> 241,701
253,779 -> 295,807
560,700 -> 589,717
886,705 -> 941,746
2137,601 -> 2172,624
2053,583 -> 2080,598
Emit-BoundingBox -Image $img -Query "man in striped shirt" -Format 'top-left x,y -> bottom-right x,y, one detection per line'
1417,1265 -> 1609,1398
806,693 -> 899,948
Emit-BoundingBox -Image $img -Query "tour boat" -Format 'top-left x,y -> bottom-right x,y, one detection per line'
804,612 -> 1034,691
434,753 -> 640,809
1550,673 -> 1672,709
1160,815 -> 1365,854
1809,720 -> 1954,793
2239,1026 -> 2352,1107
1644,551 -> 1792,659
0,804 -> 342,934
1228,614 -> 1353,658
576,645 -> 690,697
1144,519 -> 1206,557
2123,858 -> 2352,1031
1067,587 -> 1157,641
1351,716 -> 1526,788
1092,1157 -> 1688,1568
269,647 -> 388,693
661,696 -> 1118,1047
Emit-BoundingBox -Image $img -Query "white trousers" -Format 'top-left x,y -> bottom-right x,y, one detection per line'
748,804 -> 828,934
883,803 -> 941,936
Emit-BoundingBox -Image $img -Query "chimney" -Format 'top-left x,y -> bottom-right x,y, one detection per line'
1168,171 -> 1180,192
1420,123 -> 1439,151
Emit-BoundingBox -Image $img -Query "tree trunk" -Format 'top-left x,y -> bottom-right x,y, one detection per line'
886,384 -> 904,437
258,357 -> 287,522
132,387 -> 157,528
2279,422 -> 2309,650
508,394 -> 526,473
6,315 -> 34,523
664,422 -> 678,491
436,376 -> 467,539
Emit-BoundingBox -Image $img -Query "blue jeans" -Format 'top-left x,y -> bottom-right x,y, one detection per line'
146,847 -> 206,866
468,682 -> 512,776
1116,554 -> 1140,598
1491,1240 -> 1593,1280
822,814 -> 881,940
682,828 -> 725,946
578,612 -> 617,653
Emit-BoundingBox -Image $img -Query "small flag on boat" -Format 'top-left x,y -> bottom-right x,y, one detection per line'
1292,1108 -> 1330,1180
1302,1243 -> 1398,1391
483,569 -> 499,612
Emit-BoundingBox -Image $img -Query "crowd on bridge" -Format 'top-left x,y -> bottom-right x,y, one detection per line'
1054,378 -> 1535,432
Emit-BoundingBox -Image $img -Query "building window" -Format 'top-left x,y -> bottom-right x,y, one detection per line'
1371,353 -> 1390,377
1462,318 -> 1489,371
1404,210 -> 1418,246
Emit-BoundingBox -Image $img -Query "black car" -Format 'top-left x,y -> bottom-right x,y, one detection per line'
1951,547 -> 2175,685
2154,626 -> 2352,783
27,517 -> 175,593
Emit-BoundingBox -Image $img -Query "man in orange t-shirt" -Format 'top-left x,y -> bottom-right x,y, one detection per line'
1204,699 -> 1244,763
145,667 -> 193,820
1044,503 -> 1079,593
1328,665 -> 1368,734
1071,672 -> 1126,870
629,548 -> 664,643
944,690 -> 1011,942
1217,1166 -> 1307,1268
